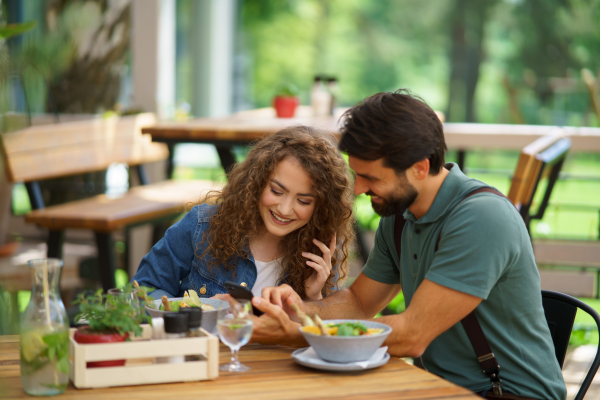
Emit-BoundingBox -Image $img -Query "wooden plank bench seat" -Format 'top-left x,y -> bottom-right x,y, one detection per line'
24,179 -> 218,232
1,113 -> 221,292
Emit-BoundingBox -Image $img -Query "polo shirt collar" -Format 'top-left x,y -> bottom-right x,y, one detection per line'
403,163 -> 469,224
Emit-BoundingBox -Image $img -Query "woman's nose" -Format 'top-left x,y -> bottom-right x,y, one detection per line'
277,198 -> 294,216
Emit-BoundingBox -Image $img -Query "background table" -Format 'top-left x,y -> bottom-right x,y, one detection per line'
142,106 -> 600,175
0,335 -> 479,399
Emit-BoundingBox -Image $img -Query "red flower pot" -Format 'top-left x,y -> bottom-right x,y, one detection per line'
73,327 -> 129,368
273,96 -> 300,118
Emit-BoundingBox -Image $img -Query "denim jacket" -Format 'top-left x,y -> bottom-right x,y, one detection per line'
132,203 -> 265,299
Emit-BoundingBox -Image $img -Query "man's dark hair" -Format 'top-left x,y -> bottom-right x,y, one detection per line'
338,89 -> 447,175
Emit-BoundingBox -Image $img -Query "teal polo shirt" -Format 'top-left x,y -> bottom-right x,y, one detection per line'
363,163 -> 566,399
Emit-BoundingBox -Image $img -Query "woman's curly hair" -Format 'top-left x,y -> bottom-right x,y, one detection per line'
198,125 -> 355,299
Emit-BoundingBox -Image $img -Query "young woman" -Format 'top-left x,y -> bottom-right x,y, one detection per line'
132,125 -> 355,301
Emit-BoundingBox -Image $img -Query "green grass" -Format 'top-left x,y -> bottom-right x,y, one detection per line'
172,166 -> 228,182
576,298 -> 600,326
570,298 -> 600,347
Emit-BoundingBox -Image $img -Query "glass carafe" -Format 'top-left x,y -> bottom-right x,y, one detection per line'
20,258 -> 69,396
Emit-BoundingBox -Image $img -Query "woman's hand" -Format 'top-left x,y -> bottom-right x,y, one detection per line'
302,235 -> 336,300
250,297 -> 307,347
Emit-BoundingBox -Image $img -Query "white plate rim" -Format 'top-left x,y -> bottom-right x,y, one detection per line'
291,347 -> 390,372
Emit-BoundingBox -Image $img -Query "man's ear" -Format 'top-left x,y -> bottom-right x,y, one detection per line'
411,159 -> 430,180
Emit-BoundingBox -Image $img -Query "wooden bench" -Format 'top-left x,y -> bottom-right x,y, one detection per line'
0,113 -> 221,291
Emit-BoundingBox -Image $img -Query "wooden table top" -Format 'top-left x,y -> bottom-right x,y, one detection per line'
0,335 -> 478,400
142,106 -> 600,152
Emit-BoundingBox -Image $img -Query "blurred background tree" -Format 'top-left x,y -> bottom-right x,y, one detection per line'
10,0 -> 598,124
9,0 -> 131,115
237,0 -> 600,127
4,0 -> 600,235
2,0 -> 132,210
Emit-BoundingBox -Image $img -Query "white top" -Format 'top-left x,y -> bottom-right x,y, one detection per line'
251,258 -> 283,297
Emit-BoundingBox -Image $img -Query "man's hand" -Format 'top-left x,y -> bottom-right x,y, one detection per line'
250,297 -> 307,347
261,284 -> 303,321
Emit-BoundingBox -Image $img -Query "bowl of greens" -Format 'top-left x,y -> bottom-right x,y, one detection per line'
145,290 -> 229,333
299,319 -> 391,363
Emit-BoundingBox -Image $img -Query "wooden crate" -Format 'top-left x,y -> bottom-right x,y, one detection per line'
68,325 -> 219,388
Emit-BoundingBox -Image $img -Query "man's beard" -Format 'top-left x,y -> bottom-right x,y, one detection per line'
368,184 -> 418,217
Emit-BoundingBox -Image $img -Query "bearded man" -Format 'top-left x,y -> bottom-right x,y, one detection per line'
250,89 -> 566,400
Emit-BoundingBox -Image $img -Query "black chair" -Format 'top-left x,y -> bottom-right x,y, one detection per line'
542,290 -> 600,400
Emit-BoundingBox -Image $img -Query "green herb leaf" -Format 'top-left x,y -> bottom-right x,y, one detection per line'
74,284 -> 151,336
337,323 -> 355,336
56,354 -> 69,375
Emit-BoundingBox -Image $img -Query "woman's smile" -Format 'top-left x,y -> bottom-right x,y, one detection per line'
270,210 -> 295,224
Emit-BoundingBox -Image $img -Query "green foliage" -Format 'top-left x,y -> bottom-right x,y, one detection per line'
73,285 -> 152,337
569,323 -> 599,348
0,2 -> 99,116
387,292 -> 406,314
0,287 -> 16,334
568,297 -> 600,347
0,21 -> 36,40
274,83 -> 300,97
239,0 -> 600,125
354,193 -> 380,231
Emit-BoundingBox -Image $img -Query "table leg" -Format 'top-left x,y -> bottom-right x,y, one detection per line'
47,230 -> 65,259
46,230 -> 65,292
136,165 -> 151,186
95,232 -> 116,291
166,143 -> 176,178
457,149 -> 466,171
215,146 -> 237,174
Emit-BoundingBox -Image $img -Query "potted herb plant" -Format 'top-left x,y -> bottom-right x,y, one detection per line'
272,83 -> 300,118
72,285 -> 151,368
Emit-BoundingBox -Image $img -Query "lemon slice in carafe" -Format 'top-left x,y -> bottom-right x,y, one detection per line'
21,330 -> 48,362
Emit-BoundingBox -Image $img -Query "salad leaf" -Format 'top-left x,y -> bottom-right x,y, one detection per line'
159,301 -> 181,312
337,323 -> 355,336
188,290 -> 202,307
332,322 -> 369,336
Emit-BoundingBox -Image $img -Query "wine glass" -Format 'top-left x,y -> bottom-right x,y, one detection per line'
107,287 -> 140,317
217,298 -> 254,372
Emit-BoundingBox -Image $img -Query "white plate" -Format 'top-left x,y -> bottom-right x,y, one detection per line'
291,347 -> 390,372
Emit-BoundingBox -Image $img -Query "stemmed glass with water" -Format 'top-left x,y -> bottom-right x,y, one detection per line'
217,299 -> 254,372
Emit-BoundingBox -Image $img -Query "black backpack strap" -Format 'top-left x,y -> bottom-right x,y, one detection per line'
393,214 -> 407,259
394,186 -> 509,395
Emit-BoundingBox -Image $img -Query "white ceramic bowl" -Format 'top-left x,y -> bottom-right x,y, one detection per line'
145,297 -> 229,334
299,319 -> 392,363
